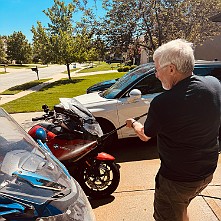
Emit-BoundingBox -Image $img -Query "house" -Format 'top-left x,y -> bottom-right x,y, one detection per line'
194,13 -> 221,61
210,12 -> 221,22
195,35 -> 221,61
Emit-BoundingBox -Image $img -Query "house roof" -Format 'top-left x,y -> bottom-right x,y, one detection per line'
210,12 -> 221,22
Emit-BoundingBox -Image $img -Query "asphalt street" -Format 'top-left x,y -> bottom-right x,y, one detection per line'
0,64 -> 82,93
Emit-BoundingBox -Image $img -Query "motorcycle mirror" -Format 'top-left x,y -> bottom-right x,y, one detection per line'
13,171 -> 66,191
42,104 -> 49,113
54,104 -> 65,113
49,111 -> 54,116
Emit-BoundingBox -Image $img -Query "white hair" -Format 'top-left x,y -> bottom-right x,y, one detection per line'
153,39 -> 195,75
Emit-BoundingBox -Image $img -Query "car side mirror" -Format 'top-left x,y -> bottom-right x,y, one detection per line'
127,89 -> 142,103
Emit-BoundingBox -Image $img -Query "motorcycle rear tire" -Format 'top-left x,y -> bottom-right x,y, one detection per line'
78,160 -> 120,199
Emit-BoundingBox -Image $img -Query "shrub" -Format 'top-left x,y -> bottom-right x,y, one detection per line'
130,65 -> 137,70
118,65 -> 137,72
122,66 -> 130,72
118,67 -> 124,72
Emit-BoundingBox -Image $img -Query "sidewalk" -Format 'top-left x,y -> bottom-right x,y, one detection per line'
0,68 -> 116,105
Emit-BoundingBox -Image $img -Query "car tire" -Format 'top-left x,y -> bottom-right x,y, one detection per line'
96,118 -> 118,149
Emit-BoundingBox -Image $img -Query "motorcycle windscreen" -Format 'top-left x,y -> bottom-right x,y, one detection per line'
0,108 -> 73,205
60,97 -> 94,119
59,98 -> 103,137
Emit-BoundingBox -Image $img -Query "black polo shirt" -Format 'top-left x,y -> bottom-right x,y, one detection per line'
144,75 -> 221,181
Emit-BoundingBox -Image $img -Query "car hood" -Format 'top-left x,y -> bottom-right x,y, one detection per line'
75,92 -> 109,106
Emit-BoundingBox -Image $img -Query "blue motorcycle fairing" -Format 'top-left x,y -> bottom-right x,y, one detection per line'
12,170 -> 66,191
0,202 -> 25,216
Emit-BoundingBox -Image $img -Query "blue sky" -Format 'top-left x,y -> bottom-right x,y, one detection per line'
0,0 -> 104,43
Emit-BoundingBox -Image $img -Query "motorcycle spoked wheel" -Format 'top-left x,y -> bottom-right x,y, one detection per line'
78,160 -> 120,199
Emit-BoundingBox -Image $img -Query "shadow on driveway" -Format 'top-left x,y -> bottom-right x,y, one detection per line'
89,196 -> 115,209
107,137 -> 159,163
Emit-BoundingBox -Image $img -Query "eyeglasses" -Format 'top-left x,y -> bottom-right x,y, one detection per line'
155,64 -> 170,74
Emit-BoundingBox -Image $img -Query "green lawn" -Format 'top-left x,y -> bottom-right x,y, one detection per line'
0,79 -> 51,95
62,68 -> 80,74
0,64 -> 50,74
0,72 -> 7,75
78,61 -> 121,73
1,72 -> 125,113
0,64 -> 49,69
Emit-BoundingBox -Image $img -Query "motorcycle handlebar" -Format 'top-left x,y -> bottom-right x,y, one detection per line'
32,116 -> 46,121
32,114 -> 55,121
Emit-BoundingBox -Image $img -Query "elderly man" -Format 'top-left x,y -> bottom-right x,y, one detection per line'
126,39 -> 221,221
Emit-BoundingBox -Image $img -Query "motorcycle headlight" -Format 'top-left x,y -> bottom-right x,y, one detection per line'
84,122 -> 103,137
36,180 -> 95,221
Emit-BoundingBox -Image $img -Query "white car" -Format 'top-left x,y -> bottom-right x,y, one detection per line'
74,61 -> 221,145
74,63 -> 161,143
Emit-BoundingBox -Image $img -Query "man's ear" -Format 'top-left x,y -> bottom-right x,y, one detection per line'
169,64 -> 176,75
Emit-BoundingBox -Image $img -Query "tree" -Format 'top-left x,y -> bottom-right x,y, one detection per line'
32,0 -> 76,79
92,38 -> 107,61
101,0 -> 221,59
31,21 -> 54,65
32,0 -> 98,79
7,31 -> 32,64
0,37 -> 7,64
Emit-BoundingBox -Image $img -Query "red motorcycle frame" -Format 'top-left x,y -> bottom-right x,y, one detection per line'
28,99 -> 120,199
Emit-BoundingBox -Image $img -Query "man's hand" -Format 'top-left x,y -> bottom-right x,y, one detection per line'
125,118 -> 136,128
125,118 -> 151,142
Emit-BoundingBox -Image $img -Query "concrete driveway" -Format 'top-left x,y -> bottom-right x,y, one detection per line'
89,137 -> 221,221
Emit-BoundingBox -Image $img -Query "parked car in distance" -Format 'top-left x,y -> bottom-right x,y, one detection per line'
75,61 -> 221,145
87,60 -> 221,94
87,78 -> 119,93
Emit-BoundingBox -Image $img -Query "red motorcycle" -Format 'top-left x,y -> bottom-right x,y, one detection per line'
28,98 -> 120,199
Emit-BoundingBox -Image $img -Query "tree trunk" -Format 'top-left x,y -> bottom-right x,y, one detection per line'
66,63 -> 71,80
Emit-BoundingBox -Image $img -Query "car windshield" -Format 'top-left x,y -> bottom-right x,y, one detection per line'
101,63 -> 155,99
0,108 -> 72,204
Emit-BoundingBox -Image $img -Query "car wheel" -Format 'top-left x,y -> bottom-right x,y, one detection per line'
96,118 -> 118,149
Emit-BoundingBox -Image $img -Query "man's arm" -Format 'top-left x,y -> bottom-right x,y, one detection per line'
125,118 -> 151,142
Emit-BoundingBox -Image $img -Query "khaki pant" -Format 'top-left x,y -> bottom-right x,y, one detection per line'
153,173 -> 213,221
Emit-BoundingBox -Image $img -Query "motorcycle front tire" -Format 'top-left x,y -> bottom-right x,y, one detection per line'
78,160 -> 120,199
